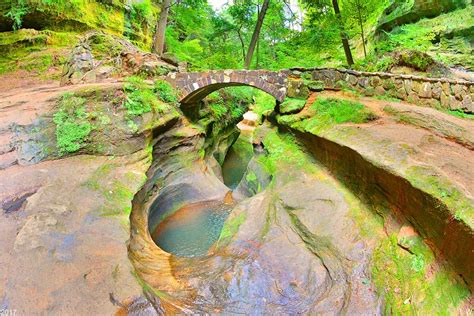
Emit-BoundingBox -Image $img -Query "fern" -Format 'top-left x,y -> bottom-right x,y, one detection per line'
4,0 -> 29,31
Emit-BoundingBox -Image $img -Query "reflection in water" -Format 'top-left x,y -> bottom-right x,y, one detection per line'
222,134 -> 254,189
151,200 -> 234,257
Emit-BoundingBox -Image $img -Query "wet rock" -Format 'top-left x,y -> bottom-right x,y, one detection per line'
1,188 -> 37,214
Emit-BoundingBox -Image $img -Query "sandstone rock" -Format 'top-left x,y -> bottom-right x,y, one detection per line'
440,92 -> 450,108
442,82 -> 451,95
461,95 -> 473,113
161,52 -> 180,66
60,42 -> 95,86
394,79 -> 404,89
453,84 -> 467,101
432,84 -> 443,100
348,74 -> 358,86
374,85 -> 386,96
407,92 -> 419,104
383,78 -> 395,90
306,80 -> 325,91
358,77 -> 370,88
412,80 -> 422,94
95,65 -> 116,79
279,98 -> 306,115
449,95 -> 462,110
397,87 -> 408,100
178,61 -> 188,73
419,98 -> 439,108
404,79 -> 413,95
370,76 -> 382,87
419,82 -> 432,98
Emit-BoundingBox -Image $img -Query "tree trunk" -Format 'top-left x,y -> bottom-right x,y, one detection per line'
237,25 -> 247,62
356,0 -> 367,58
244,0 -> 270,69
153,0 -> 171,56
331,0 -> 354,66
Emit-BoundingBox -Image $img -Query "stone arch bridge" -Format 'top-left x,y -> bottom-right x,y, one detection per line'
167,70 -> 290,105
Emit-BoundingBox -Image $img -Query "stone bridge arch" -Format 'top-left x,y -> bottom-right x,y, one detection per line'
167,70 -> 289,105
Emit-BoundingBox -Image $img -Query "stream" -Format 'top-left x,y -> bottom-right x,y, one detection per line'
150,116 -> 256,258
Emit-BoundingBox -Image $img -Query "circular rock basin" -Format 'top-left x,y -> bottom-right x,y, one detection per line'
151,200 -> 234,257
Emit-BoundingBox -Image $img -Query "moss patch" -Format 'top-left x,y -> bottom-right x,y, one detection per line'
279,98 -> 306,114
406,166 -> 474,227
53,93 -> 93,155
281,97 -> 377,134
372,234 -> 469,314
0,29 -> 78,77
84,162 -> 147,217
215,212 -> 247,248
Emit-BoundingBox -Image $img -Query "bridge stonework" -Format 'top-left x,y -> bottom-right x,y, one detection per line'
167,70 -> 289,104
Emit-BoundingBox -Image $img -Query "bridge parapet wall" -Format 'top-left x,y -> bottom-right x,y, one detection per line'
292,67 -> 474,113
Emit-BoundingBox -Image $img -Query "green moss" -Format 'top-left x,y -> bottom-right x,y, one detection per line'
0,29 -> 78,76
282,97 -> 377,134
245,171 -> 257,183
216,212 -> 247,247
406,166 -> 474,227
372,234 -> 469,314
83,163 -> 141,217
53,93 -> 93,155
279,98 -> 306,114
252,91 -> 276,118
446,110 -> 474,120
259,129 -> 317,176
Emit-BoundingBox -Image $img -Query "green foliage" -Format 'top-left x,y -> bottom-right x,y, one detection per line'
53,93 -> 93,155
4,0 -> 29,31
209,98 -> 227,120
122,76 -> 177,119
154,80 -> 178,104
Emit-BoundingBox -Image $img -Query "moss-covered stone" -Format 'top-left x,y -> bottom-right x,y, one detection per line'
279,98 -> 306,115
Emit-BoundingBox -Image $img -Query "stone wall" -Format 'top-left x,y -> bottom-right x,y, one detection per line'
295,68 -> 474,114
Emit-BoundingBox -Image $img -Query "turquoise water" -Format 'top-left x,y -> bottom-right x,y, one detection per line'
222,135 -> 254,189
151,200 -> 233,257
